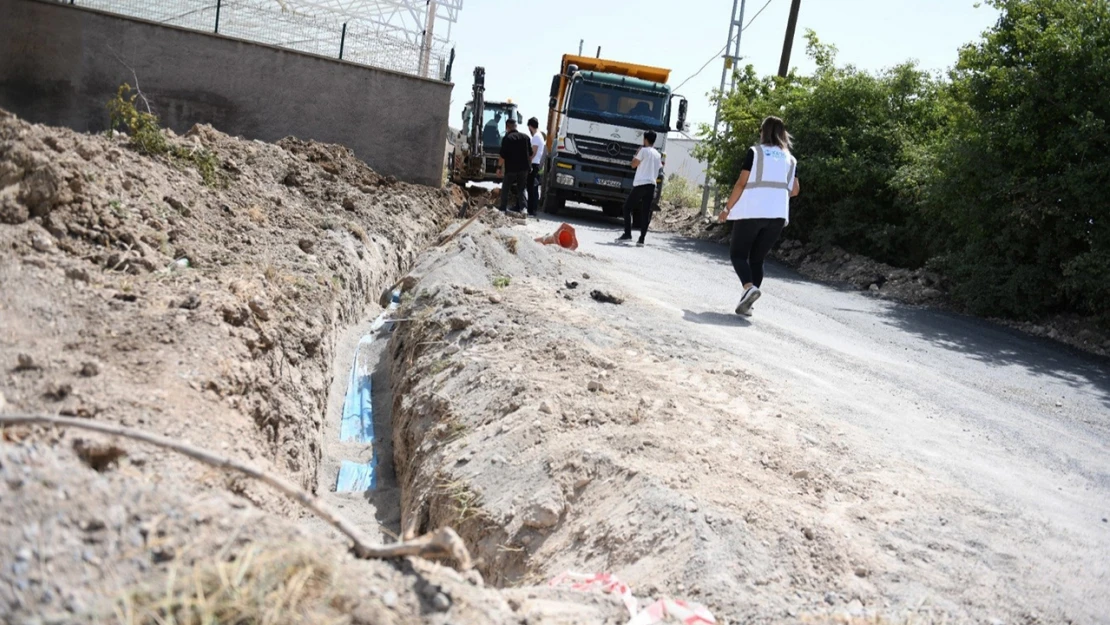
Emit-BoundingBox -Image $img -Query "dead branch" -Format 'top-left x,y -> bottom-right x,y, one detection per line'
106,45 -> 153,114
0,414 -> 472,570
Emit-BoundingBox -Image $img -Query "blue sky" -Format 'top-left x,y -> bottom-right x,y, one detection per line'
445,0 -> 999,132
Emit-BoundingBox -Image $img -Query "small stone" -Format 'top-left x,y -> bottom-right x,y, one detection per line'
539,401 -> 553,414
16,353 -> 37,371
381,590 -> 398,608
248,298 -> 270,321
342,196 -> 357,211
587,380 -> 604,392
297,238 -> 315,253
489,293 -> 502,304
686,501 -> 698,513
30,232 -> 55,253
825,592 -> 838,605
431,592 -> 451,611
792,470 -> 810,480
582,272 -> 590,279
79,362 -> 100,378
869,283 -> 880,292
65,267 -> 91,283
521,488 -> 565,529
444,344 -> 461,356
16,548 -> 32,562
854,566 -> 869,578
802,527 -> 815,540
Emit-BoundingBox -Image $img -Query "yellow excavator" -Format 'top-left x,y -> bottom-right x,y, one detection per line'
449,67 -> 523,185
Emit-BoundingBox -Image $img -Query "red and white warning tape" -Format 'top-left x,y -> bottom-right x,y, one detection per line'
548,571 -> 717,625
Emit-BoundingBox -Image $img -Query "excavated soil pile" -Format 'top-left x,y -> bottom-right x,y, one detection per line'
388,222 -> 1086,624
0,110 -> 626,623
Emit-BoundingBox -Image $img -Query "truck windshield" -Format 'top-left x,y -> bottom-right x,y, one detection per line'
567,81 -> 668,131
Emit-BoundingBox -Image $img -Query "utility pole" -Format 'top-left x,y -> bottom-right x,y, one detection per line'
778,0 -> 801,77
699,0 -> 746,216
418,0 -> 437,78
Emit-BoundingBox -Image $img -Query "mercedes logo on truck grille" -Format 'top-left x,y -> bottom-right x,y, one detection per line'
606,142 -> 622,157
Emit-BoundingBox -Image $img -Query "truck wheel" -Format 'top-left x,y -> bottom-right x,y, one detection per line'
544,189 -> 564,215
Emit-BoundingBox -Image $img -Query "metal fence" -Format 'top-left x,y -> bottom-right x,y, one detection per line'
54,0 -> 451,79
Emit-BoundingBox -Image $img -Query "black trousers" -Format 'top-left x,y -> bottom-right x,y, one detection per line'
729,218 -> 786,287
623,184 -> 655,239
500,170 -> 527,211
527,164 -> 540,214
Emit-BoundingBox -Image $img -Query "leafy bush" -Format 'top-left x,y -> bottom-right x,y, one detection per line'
661,174 -> 701,208
107,84 -> 227,188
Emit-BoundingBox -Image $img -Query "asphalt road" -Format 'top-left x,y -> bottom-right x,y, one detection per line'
522,204 -> 1110,618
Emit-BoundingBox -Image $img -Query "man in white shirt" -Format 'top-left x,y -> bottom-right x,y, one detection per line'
527,117 -> 545,216
618,130 -> 662,246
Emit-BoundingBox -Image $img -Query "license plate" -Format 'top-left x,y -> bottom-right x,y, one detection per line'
595,177 -> 622,189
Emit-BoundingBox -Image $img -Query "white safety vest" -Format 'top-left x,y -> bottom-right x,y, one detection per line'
726,145 -> 796,223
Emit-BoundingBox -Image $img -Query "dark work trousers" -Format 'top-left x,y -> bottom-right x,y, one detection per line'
623,184 -> 655,240
500,170 -> 527,212
729,218 -> 786,287
527,164 -> 540,215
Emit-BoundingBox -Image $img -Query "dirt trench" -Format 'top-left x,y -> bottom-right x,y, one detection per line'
0,111 -> 632,623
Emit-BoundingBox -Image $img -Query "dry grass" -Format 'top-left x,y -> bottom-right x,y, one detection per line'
247,205 -> 265,224
345,221 -> 369,244
116,544 -> 353,625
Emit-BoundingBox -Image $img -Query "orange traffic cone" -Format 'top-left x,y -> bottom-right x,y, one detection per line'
535,223 -> 578,251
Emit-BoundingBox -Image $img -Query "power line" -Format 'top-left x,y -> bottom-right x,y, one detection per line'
672,0 -> 778,94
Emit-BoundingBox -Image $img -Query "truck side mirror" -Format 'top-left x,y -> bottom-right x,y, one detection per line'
549,75 -> 560,98
567,64 -> 579,78
677,98 -> 689,132
549,97 -> 557,109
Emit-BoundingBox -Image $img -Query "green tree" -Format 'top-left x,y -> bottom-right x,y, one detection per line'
927,0 -> 1110,321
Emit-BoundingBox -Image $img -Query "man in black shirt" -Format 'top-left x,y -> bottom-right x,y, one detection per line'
498,118 -> 531,213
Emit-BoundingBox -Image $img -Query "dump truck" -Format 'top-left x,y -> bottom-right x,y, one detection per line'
449,67 -> 523,185
542,55 -> 688,216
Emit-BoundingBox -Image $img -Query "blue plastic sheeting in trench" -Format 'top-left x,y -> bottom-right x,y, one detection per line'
336,460 -> 376,492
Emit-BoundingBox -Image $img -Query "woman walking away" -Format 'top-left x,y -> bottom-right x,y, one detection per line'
718,116 -> 800,316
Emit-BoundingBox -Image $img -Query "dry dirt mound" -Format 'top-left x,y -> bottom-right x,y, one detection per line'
385,222 -> 1085,624
0,110 -> 628,623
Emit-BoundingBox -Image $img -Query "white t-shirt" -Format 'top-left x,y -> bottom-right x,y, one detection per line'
633,146 -> 662,187
530,132 -> 545,165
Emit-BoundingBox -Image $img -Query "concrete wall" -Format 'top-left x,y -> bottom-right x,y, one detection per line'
0,0 -> 452,187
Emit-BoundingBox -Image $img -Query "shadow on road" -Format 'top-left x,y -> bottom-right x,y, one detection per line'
682,309 -> 752,328
877,303 -> 1110,410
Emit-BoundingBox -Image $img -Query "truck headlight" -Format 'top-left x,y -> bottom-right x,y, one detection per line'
556,173 -> 575,186
558,136 -> 577,154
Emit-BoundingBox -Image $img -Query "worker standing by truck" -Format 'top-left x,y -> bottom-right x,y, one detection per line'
498,117 -> 531,213
527,117 -> 544,216
617,130 -> 662,246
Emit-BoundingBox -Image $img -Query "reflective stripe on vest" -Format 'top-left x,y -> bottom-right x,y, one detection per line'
746,146 -> 795,190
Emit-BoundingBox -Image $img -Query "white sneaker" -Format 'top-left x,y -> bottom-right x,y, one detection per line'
735,286 -> 761,315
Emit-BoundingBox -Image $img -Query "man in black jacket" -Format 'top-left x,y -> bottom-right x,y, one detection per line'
498,118 -> 530,213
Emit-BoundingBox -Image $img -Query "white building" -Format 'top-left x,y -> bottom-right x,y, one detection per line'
663,136 -> 706,188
